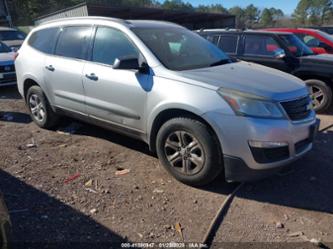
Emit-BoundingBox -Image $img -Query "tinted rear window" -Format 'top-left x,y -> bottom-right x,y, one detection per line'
28,28 -> 59,54
219,35 -> 238,53
55,26 -> 92,60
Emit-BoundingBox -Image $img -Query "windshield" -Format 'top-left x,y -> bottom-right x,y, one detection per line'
278,34 -> 314,57
0,30 -> 26,41
0,42 -> 11,53
132,27 -> 231,71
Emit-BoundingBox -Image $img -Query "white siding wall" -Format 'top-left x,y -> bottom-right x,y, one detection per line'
35,5 -> 88,25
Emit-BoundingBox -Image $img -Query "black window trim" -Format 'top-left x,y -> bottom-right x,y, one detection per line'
87,25 -> 145,69
52,25 -> 94,62
218,34 -> 240,55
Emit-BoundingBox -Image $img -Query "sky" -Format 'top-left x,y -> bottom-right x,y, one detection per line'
160,0 -> 300,15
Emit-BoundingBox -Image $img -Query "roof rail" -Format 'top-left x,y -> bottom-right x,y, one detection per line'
40,16 -> 127,26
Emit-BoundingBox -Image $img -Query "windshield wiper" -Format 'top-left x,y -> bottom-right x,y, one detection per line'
209,59 -> 231,67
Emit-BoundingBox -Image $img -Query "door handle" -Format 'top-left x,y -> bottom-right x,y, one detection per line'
45,65 -> 55,72
85,73 -> 98,81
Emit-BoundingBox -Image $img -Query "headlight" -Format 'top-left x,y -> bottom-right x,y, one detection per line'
217,88 -> 285,119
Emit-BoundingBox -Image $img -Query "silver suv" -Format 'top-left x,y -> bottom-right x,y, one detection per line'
15,17 -> 319,186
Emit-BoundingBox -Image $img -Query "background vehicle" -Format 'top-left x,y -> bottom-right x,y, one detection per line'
0,192 -> 10,249
306,26 -> 333,35
0,27 -> 26,51
199,29 -> 333,112
0,41 -> 16,87
264,28 -> 333,54
15,17 -> 317,185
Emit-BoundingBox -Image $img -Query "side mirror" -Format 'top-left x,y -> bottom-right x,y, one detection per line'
113,56 -> 149,74
274,48 -> 286,59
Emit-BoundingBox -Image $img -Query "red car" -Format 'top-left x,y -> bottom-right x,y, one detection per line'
264,28 -> 333,54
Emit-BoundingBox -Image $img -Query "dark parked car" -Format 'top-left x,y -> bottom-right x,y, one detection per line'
0,192 -> 10,249
198,29 -> 333,112
307,26 -> 333,35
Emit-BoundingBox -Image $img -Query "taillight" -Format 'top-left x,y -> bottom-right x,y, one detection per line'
14,52 -> 19,61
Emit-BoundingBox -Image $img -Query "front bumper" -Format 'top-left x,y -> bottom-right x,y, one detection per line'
202,111 -> 319,182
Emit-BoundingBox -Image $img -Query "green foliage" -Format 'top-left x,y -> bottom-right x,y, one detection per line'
260,7 -> 285,27
6,0 -> 333,27
293,0 -> 333,25
162,0 -> 194,11
229,6 -> 246,28
197,4 -> 228,14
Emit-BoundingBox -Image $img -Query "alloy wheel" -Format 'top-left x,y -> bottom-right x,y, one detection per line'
164,130 -> 205,175
29,94 -> 46,122
309,85 -> 326,109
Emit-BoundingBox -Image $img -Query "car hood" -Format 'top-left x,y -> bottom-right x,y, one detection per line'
159,61 -> 308,101
300,54 -> 333,65
0,52 -> 15,65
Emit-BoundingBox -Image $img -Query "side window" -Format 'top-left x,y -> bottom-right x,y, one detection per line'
301,34 -> 320,47
206,35 -> 219,45
218,35 -> 238,54
28,28 -> 59,54
92,27 -> 138,65
55,26 -> 92,60
244,35 -> 282,57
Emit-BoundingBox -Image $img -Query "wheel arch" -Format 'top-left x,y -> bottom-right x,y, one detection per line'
295,72 -> 333,87
148,108 -> 221,155
23,77 -> 56,112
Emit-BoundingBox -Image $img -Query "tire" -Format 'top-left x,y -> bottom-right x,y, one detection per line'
305,79 -> 332,113
26,86 -> 59,129
156,117 -> 223,186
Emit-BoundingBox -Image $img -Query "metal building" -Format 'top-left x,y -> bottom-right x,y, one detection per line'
0,0 -> 12,26
35,2 -> 235,29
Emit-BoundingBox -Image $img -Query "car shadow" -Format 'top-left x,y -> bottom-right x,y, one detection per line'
0,169 -> 128,249
57,118 -> 333,214
59,119 -> 154,157
0,111 -> 31,124
0,86 -> 21,100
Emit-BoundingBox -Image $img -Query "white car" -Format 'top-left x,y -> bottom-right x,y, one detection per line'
0,41 -> 16,87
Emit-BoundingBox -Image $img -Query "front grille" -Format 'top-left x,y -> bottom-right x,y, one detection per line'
250,146 -> 290,164
0,73 -> 16,84
0,65 -> 15,73
280,96 -> 312,121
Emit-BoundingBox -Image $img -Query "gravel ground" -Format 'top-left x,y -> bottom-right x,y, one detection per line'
0,86 -> 332,249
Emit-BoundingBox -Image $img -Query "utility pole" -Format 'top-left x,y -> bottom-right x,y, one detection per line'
4,0 -> 12,27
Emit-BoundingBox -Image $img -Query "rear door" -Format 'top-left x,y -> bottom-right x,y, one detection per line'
44,26 -> 93,114
239,34 -> 292,73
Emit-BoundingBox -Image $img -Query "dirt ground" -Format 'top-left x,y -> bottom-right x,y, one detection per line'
0,86 -> 333,249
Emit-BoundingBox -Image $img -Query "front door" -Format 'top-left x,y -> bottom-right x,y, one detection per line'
239,34 -> 292,73
83,26 -> 150,133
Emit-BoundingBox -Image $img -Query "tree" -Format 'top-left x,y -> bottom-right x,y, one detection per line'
293,0 -> 333,25
229,6 -> 246,28
260,8 -> 273,27
243,4 -> 260,28
162,0 -> 193,11
197,4 -> 228,14
260,7 -> 284,27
